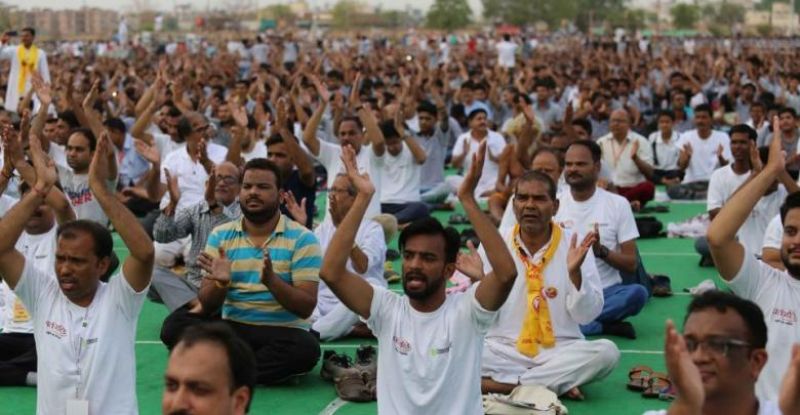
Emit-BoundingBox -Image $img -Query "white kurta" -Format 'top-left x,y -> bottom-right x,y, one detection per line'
0,44 -> 50,112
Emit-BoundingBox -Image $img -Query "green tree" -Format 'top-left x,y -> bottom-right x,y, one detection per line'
332,0 -> 359,29
262,4 -> 295,22
670,3 -> 700,29
427,0 -> 472,30
716,3 -> 746,26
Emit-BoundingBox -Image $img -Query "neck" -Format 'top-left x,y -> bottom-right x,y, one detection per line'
409,290 -> 447,313
571,184 -> 597,202
472,130 -> 487,139
243,212 -> 280,238
520,222 -> 552,254
703,391 -> 759,415
661,130 -> 673,140
613,133 -> 627,142
698,128 -> 712,138
73,167 -> 89,175
732,159 -> 750,175
69,287 -> 98,308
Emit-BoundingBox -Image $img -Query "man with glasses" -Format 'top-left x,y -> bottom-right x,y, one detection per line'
644,291 -> 785,415
150,162 -> 241,313
707,129 -> 800,401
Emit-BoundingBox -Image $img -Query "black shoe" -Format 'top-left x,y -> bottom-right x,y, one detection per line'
698,255 -> 714,267
320,350 -> 354,381
602,321 -> 637,339
354,345 -> 377,375
386,249 -> 400,261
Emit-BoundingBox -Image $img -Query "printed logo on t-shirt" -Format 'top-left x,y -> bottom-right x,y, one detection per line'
429,343 -> 451,357
45,320 -> 67,339
771,308 -> 797,326
66,187 -> 93,207
393,335 -> 411,355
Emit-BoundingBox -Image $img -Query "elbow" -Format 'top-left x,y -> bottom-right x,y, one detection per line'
499,269 -> 518,284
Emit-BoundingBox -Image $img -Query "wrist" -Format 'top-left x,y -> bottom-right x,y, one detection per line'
213,279 -> 230,289
32,183 -> 49,199
594,245 -> 609,259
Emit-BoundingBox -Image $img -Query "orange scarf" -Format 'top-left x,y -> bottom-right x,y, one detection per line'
513,223 -> 559,357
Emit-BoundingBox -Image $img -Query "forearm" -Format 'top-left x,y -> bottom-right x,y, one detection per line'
678,156 -> 690,171
632,155 -> 654,180
349,245 -> 368,274
262,273 -> 316,318
280,129 -> 315,186
302,103 -> 325,156
321,194 -> 371,282
31,102 -> 48,138
92,185 -> 154,261
131,105 -> 156,139
145,164 -> 165,201
404,136 -> 427,164
359,108 -> 385,155
198,280 -> 227,313
226,131 -> 244,166
0,191 -> 43,254
600,249 -> 637,274
460,196 -> 516,281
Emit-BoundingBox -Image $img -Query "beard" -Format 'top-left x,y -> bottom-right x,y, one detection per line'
402,271 -> 445,301
781,251 -> 800,278
240,198 -> 280,224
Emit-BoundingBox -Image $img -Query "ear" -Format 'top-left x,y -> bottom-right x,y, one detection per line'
96,256 -> 111,279
232,386 -> 251,415
750,349 -> 768,381
443,262 -> 457,279
552,198 -> 560,216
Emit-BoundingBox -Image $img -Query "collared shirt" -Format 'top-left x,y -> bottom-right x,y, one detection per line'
118,133 -> 150,187
153,200 -> 241,286
597,132 -> 653,187
204,215 -> 322,328
647,131 -> 681,170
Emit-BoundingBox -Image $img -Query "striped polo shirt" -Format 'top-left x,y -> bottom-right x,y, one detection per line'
204,214 -> 321,328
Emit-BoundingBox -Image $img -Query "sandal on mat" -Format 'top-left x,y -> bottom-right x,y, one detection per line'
643,372 -> 672,398
659,383 -> 677,401
334,371 -> 373,402
627,365 -> 653,391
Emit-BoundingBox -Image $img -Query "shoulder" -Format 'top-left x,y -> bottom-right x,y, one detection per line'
209,220 -> 243,240
596,133 -> 613,144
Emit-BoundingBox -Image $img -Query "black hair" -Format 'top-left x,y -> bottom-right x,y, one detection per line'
515,170 -> 557,201
567,139 -> 602,163
532,146 -> 565,168
685,291 -> 767,349
68,127 -> 97,151
379,120 -> 401,140
326,70 -> 344,81
417,100 -> 438,117
21,27 -> 35,37
729,124 -> 757,142
176,116 -> 193,141
779,106 -> 798,119
57,220 -> 113,260
694,103 -> 713,118
467,108 -> 487,121
103,117 -> 126,134
242,157 -> 282,189
58,110 -> 81,128
398,217 -> 460,264
571,118 -> 592,136
657,109 -> 675,121
781,192 -> 800,223
173,322 -> 257,411
265,133 -> 284,147
339,116 -> 363,131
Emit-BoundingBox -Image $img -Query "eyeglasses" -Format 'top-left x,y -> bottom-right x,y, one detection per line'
684,336 -> 752,357
214,175 -> 238,185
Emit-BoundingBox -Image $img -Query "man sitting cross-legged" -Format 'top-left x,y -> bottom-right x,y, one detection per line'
477,170 -> 620,400
0,133 -> 154,414
319,143 -> 518,414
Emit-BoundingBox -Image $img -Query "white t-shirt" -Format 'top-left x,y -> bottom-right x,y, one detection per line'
647,131 -> 681,170
380,143 -> 422,204
13,262 -> 148,415
452,131 -> 506,197
728,252 -> 800,401
316,140 -> 384,220
555,188 -> 640,288
314,219 -> 387,316
763,214 -> 782,251
1,227 -> 58,333
596,132 -> 652,187
643,400 -> 781,415
496,41 -> 518,68
152,132 -> 184,164
242,140 -> 268,162
366,284 -> 496,415
708,165 -> 786,253
677,129 -> 732,183
0,194 -> 18,215
160,143 -> 228,211
57,167 -> 118,226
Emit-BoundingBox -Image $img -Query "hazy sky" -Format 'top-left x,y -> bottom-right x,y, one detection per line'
5,0 -> 486,15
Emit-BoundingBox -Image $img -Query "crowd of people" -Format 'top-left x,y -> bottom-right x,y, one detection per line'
2,24 -> 800,414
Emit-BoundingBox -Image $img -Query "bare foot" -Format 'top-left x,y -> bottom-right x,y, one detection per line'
481,377 -> 517,394
630,200 -> 641,212
563,387 -> 585,400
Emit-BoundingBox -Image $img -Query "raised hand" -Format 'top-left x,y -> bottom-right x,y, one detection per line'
1,124 -> 23,164
31,72 -> 52,106
458,139 -> 486,200
664,320 -> 704,413
341,145 -> 374,196
349,72 -> 362,110
198,248 -> 232,286
89,132 -> 113,189
780,344 -> 800,415
260,249 -> 276,286
309,73 -> 331,103
83,79 -> 100,109
567,231 -> 597,276
456,240 -> 484,282
681,142 -> 693,160
28,134 -> 57,192
767,115 -> 787,174
281,190 -> 307,227
229,100 -> 249,128
134,138 -> 160,164
749,141 -> 763,173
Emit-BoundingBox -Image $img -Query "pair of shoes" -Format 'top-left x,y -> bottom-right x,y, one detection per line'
320,346 -> 377,402
602,321 -> 637,339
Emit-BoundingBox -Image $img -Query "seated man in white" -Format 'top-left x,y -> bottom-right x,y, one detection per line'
312,173 -> 386,341
707,125 -> 800,401
379,120 -> 429,225
556,140 -> 649,339
319,144 -> 518,414
449,108 -> 507,199
479,171 -> 619,400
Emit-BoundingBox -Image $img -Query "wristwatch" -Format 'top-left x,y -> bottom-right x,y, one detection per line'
595,244 -> 610,259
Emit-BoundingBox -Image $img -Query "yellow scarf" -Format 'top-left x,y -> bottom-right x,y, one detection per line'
16,45 -> 38,95
513,222 -> 560,357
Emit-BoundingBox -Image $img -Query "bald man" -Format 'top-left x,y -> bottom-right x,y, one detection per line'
596,109 -> 655,209
150,162 -> 242,312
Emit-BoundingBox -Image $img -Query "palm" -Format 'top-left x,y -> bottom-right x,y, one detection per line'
134,139 -> 160,163
567,233 -> 594,275
665,322 -> 704,410
456,252 -> 484,282
458,140 -> 486,199
29,135 -> 57,188
209,255 -> 232,283
232,105 -> 248,127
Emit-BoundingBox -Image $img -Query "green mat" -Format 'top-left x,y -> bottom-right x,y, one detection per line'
0,198 -> 712,415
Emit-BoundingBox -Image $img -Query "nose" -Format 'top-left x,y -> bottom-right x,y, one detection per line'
167,386 -> 191,413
